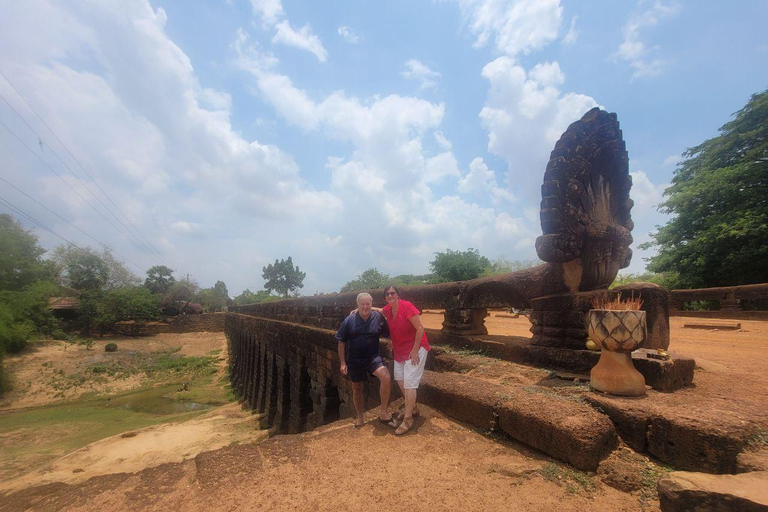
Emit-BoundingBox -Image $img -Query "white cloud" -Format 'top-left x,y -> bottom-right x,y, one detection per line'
630,170 -> 667,211
249,0 -> 328,62
613,1 -> 681,79
402,59 -> 442,90
563,15 -> 578,45
455,0 -> 563,57
338,26 -> 361,44
272,21 -> 328,63
479,56 -> 599,195
457,157 -> 515,204
663,154 -> 681,167
0,0 -> 339,293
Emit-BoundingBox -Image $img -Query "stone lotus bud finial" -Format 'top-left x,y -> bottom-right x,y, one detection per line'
535,107 -> 634,292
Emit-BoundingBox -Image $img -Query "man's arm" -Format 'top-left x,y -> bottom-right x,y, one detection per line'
338,341 -> 348,375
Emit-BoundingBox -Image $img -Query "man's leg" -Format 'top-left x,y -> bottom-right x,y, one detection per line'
351,381 -> 365,427
372,366 -> 392,420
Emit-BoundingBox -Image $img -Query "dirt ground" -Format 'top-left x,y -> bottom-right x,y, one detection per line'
2,315 -> 767,511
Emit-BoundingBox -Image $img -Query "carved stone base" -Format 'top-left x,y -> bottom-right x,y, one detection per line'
442,308 -> 488,335
530,290 -> 616,349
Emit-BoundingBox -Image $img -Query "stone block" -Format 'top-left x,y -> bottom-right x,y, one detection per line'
658,471 -> 768,512
631,349 -> 694,391
615,283 -> 670,350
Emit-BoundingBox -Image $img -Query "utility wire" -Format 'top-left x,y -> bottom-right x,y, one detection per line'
0,68 -> 167,261
0,90 -> 158,258
0,194 -> 81,249
0,116 -> 162,262
0,176 -> 146,273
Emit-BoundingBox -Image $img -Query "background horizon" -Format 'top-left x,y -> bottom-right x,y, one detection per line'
1,0 -> 766,295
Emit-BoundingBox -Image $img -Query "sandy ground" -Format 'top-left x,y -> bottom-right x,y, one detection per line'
0,332 -> 226,411
1,406 -> 656,512
2,315 -> 767,511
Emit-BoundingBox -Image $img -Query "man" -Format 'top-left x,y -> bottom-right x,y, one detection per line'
336,292 -> 397,429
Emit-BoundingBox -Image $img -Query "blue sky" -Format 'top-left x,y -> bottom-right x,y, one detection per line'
1,0 -> 766,295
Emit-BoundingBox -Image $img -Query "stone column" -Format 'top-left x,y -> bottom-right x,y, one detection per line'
441,308 -> 488,335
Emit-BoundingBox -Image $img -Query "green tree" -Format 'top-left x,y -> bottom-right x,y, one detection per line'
390,274 -> 436,286
482,256 -> 539,276
51,245 -> 139,290
340,268 -> 391,293
262,257 -> 306,298
233,289 -> 280,305
198,280 -> 230,312
67,253 -> 108,291
0,214 -> 51,291
430,248 -> 491,283
144,265 -> 175,294
161,278 -> 200,315
641,89 -> 768,288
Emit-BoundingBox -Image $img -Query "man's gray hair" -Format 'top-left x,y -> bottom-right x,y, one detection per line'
356,292 -> 373,304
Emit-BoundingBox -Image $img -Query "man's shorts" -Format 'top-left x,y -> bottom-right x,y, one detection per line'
348,354 -> 386,383
393,347 -> 428,389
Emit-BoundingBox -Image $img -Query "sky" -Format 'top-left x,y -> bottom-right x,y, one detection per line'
1,0 -> 766,296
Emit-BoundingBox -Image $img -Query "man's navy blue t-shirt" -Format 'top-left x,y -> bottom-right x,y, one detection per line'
335,311 -> 389,367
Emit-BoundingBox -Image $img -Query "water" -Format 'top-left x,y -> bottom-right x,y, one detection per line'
102,386 -> 214,415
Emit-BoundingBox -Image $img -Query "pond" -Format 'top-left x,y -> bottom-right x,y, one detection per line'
102,385 -> 214,415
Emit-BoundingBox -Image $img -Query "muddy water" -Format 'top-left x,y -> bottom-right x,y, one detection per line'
103,385 -> 214,415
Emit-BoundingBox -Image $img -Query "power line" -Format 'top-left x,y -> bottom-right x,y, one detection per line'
0,176 -> 147,273
0,194 -> 81,249
0,116 -> 162,262
0,68 -> 168,261
0,89 -> 158,258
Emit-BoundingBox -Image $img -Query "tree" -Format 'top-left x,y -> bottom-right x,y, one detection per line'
641,89 -> 768,288
482,256 -> 539,276
430,248 -> 491,283
340,268 -> 391,293
0,214 -> 51,291
161,278 -> 200,315
262,257 -> 306,298
144,265 -> 175,294
391,274 -> 436,286
233,289 -> 280,305
198,280 -> 230,312
50,245 -> 138,291
66,253 -> 109,291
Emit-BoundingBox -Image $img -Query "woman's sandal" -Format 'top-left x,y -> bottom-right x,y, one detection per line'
395,417 -> 414,435
378,415 -> 399,429
395,410 -> 420,422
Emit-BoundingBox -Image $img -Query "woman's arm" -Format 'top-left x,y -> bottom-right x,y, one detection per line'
407,314 -> 425,365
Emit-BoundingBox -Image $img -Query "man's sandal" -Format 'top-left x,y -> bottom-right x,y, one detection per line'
395,417 -> 414,435
378,415 -> 399,429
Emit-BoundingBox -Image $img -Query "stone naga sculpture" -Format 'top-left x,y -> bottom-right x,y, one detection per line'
535,107 -> 634,292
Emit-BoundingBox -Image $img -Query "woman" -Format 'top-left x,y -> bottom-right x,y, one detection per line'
381,284 -> 430,435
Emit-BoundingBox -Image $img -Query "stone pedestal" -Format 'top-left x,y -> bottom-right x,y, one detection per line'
442,308 -> 488,335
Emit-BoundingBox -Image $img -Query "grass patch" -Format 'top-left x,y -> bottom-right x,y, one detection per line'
142,352 -> 217,375
539,462 -> 596,495
640,461 -> 672,503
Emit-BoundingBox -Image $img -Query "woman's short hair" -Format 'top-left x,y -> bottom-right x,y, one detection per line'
356,292 -> 373,304
382,284 -> 401,299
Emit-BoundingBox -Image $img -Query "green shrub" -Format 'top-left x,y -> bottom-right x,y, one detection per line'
104,342 -> 118,352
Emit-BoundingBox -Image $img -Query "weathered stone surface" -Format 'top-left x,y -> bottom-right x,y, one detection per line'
631,349 -> 695,392
738,449 -> 768,473
615,283 -> 670,350
597,448 -> 649,492
442,308 -> 488,335
658,471 -> 768,512
420,370 -> 618,471
535,108 -> 634,291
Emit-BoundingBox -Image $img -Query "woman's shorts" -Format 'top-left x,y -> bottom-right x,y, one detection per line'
393,347 -> 428,389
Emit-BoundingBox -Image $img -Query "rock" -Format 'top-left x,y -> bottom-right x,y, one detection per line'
738,449 -> 768,473
597,448 -> 647,492
658,470 -> 768,512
